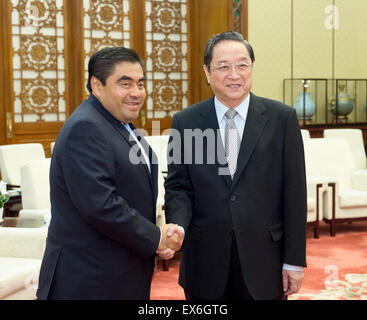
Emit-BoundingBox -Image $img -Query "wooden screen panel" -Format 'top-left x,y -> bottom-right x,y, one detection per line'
229,0 -> 248,39
189,0 -> 248,104
0,0 -> 13,145
2,0 -> 68,156
143,0 -> 188,133
82,0 -> 131,98
11,0 -> 66,123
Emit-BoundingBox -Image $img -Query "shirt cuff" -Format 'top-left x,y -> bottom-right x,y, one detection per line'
158,228 -> 162,249
282,263 -> 303,271
178,226 -> 185,240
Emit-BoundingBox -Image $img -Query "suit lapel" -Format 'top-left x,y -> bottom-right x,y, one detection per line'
114,122 -> 158,205
121,123 -> 155,187
231,93 -> 268,189
199,98 -> 232,189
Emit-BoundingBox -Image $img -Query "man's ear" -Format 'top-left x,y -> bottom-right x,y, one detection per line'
203,65 -> 210,86
90,76 -> 102,96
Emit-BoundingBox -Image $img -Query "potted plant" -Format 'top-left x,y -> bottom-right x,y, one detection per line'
0,191 -> 9,222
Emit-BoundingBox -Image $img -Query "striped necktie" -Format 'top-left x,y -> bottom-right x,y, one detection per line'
224,109 -> 240,178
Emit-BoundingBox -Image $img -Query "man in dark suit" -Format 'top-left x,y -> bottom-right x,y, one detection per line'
37,47 -> 181,300
164,31 -> 307,300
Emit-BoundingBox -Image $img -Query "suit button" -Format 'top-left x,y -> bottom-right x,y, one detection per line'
230,195 -> 237,201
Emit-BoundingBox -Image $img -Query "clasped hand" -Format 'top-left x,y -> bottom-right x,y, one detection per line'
282,269 -> 304,296
156,224 -> 183,260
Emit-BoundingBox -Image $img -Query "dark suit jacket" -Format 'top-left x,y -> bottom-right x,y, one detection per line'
164,93 -> 307,300
37,94 -> 160,300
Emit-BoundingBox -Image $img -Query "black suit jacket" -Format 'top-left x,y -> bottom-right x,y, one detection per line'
164,93 -> 307,300
37,95 -> 160,300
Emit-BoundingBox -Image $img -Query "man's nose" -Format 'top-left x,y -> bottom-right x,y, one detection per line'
130,84 -> 143,96
228,65 -> 241,77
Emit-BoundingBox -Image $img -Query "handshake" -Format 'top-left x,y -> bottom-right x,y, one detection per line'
156,224 -> 184,260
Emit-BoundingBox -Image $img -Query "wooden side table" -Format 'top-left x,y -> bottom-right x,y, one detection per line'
2,194 -> 22,218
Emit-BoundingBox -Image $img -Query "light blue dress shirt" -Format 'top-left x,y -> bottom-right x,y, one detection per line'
214,95 -> 250,143
122,123 -> 150,173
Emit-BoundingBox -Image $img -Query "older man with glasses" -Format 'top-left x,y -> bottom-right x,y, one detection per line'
164,31 -> 307,300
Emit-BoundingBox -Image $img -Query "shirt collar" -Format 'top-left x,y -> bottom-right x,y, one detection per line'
214,94 -> 251,122
122,122 -> 131,130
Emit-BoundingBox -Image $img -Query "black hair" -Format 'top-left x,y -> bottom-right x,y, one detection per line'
203,31 -> 255,72
86,46 -> 145,94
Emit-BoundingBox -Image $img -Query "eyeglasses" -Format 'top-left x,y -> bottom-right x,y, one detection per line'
211,62 -> 252,73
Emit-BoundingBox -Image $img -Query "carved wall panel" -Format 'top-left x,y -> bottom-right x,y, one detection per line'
232,0 -> 242,33
229,0 -> 248,40
11,0 -> 66,123
83,0 -> 130,95
145,0 -> 188,119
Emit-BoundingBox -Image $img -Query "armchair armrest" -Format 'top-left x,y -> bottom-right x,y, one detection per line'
0,227 -> 47,259
156,198 -> 166,227
351,169 -> 367,191
307,175 -> 338,184
306,176 -> 340,221
306,175 -> 337,197
18,209 -> 51,221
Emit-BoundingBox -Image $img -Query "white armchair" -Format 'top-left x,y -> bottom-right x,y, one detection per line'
0,143 -> 46,188
144,135 -> 170,270
304,138 -> 367,236
18,159 -> 51,222
155,169 -> 166,227
0,225 -> 47,299
305,176 -> 323,239
144,135 -> 169,176
324,129 -> 367,193
144,135 -> 169,226
302,136 -> 329,238
50,142 -> 55,155
301,129 -> 311,141
324,129 -> 366,169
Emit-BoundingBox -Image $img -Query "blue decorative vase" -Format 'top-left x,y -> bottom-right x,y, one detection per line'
330,92 -> 354,116
330,85 -> 354,116
294,92 -> 316,120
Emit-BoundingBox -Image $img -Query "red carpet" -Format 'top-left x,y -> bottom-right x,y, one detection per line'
291,220 -> 367,300
151,255 -> 185,300
151,221 -> 367,300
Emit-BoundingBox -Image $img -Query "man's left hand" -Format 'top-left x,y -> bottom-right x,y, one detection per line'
282,269 -> 304,296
